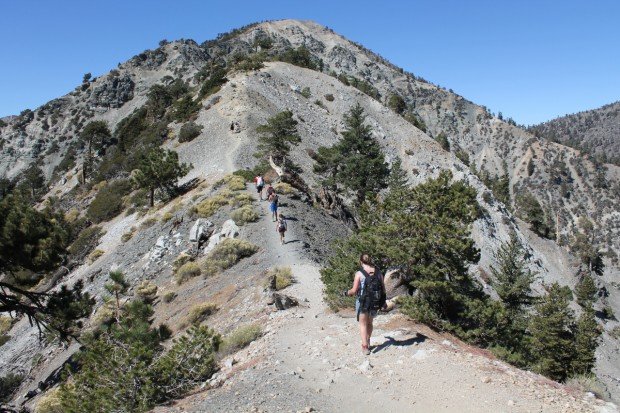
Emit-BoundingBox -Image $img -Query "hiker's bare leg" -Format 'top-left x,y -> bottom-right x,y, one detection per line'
367,316 -> 374,345
359,313 -> 369,348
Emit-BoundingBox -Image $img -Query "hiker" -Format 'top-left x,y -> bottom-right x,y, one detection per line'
254,175 -> 265,200
266,183 -> 275,198
268,190 -> 279,221
343,254 -> 387,355
276,214 -> 287,244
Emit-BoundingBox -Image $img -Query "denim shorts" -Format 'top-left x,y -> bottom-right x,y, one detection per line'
355,299 -> 378,317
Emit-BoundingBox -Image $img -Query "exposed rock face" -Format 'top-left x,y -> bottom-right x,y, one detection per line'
89,73 -> 135,108
272,293 -> 299,310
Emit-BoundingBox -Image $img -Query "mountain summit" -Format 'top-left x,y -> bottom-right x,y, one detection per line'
0,19 -> 618,412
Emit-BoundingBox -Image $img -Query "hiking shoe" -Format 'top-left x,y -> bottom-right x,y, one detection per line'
362,345 -> 370,355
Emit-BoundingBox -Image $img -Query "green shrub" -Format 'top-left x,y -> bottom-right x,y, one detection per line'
68,225 -> 104,259
300,87 -> 311,98
87,179 -> 132,223
178,121 -> 203,143
0,335 -> 10,347
233,161 -> 271,182
175,262 -> 201,284
220,324 -> 262,355
172,95 -> 201,122
274,182 -> 295,195
0,373 -> 23,403
183,303 -> 218,327
230,205 -> 258,225
201,239 -> 258,275
324,94 -> 335,102
235,53 -> 265,71
121,228 -> 136,243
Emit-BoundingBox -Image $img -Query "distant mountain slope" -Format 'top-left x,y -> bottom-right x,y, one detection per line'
529,101 -> 620,165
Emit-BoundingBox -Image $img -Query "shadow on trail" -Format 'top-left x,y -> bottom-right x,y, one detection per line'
372,334 -> 427,353
284,239 -> 301,244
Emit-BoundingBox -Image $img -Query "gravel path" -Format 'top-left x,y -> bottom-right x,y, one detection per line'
154,189 -> 616,413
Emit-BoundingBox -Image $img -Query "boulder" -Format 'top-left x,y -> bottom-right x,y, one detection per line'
384,268 -> 408,298
272,293 -> 299,310
221,219 -> 239,238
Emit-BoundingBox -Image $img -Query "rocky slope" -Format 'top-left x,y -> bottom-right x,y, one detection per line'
529,101 -> 620,165
0,19 -> 619,411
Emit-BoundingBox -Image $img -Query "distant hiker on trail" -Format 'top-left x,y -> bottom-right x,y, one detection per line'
266,183 -> 275,198
343,254 -> 387,355
254,175 -> 265,200
276,214 -> 287,245
268,191 -> 279,221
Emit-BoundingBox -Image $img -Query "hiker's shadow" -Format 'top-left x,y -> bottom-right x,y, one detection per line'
372,333 -> 427,353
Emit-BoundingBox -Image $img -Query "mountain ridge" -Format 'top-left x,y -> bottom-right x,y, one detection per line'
0,19 -> 619,411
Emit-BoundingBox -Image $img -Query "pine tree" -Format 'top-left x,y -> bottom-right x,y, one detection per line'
321,170 -> 480,325
575,272 -> 598,308
313,104 -> 389,204
490,235 -> 535,311
387,157 -> 409,193
528,283 -> 576,381
571,307 -> 600,375
21,164 -> 45,200
255,110 -> 301,165
105,271 -> 129,323
133,147 -> 192,207
80,121 -> 111,181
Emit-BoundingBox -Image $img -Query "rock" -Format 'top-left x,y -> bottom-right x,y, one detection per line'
155,236 -> 166,248
304,407 -> 314,413
272,293 -> 299,310
507,400 -> 515,406
221,219 -> 239,238
189,219 -> 204,242
481,376 -> 491,384
384,268 -> 408,298
358,360 -> 373,372
223,358 -> 235,369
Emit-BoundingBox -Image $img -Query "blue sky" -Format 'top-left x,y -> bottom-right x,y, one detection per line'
1,0 -> 618,125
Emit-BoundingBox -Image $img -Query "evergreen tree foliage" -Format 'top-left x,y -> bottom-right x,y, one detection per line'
278,45 -> 319,70
575,272 -> 598,308
515,191 -> 553,238
434,132 -> 450,151
132,148 -> 192,207
80,121 -> 111,181
571,307 -> 600,375
387,94 -> 406,114
387,157 -> 409,193
255,110 -> 301,165
572,233 -> 605,276
58,301 -> 220,412
321,170 -> 480,327
490,235 -> 535,312
21,164 -> 45,200
313,104 -> 389,204
528,284 -> 577,381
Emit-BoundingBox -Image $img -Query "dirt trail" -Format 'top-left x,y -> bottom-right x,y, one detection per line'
159,189 -> 616,413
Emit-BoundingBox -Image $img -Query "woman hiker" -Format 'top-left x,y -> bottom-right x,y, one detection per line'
268,190 -> 279,221
276,214 -> 287,245
343,254 -> 387,355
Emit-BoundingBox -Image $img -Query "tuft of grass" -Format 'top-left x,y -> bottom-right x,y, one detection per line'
230,205 -> 259,225
161,212 -> 173,223
217,174 -> 246,191
201,239 -> 258,276
173,253 -> 192,271
88,249 -> 105,263
34,387 -> 63,413
274,182 -> 295,195
175,262 -> 201,284
182,303 -> 218,328
220,324 -> 262,355
64,208 -> 80,223
136,281 -> 158,303
0,317 -> 12,336
267,266 -> 293,290
162,291 -> 177,303
566,375 -> 610,400
121,227 -> 136,243
140,217 -> 158,229
194,192 -> 230,217
194,191 -> 253,218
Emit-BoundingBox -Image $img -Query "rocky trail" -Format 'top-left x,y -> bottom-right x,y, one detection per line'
155,189 -> 617,413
